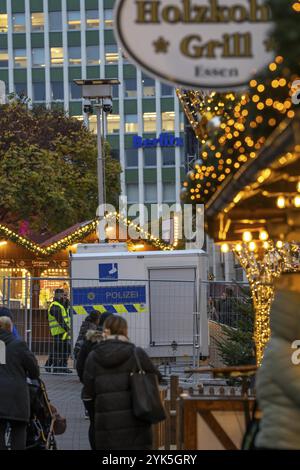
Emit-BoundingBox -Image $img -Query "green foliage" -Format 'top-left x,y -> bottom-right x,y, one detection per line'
0,102 -> 121,233
215,289 -> 256,367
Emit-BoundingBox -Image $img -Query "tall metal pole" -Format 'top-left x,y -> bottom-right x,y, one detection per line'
96,99 -> 105,217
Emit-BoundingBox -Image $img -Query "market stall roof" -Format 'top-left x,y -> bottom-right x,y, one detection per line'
0,215 -> 173,257
204,110 -> 300,242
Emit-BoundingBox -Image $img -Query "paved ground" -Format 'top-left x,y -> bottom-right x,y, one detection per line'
42,373 -> 90,450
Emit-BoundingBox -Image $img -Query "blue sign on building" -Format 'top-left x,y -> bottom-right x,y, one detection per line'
133,133 -> 184,149
99,263 -> 118,282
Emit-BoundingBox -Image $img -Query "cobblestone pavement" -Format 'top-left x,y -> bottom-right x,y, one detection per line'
42,373 -> 90,450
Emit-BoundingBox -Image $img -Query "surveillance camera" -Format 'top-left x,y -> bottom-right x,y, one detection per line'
83,99 -> 93,115
103,97 -> 113,114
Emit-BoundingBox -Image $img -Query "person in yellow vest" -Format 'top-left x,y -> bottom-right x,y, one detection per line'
45,288 -> 71,374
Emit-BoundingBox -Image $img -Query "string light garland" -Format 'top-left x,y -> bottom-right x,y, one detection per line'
229,241 -> 300,365
0,214 -> 174,257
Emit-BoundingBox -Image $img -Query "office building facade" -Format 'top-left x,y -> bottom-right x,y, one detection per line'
0,0 -> 186,214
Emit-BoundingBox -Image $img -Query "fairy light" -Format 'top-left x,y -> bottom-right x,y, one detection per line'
277,196 -> 286,209
233,242 -> 300,365
243,231 -> 253,243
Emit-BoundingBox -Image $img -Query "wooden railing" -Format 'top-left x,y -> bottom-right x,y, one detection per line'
153,366 -> 257,450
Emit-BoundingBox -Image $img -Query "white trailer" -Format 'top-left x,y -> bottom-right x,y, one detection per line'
70,245 -> 208,359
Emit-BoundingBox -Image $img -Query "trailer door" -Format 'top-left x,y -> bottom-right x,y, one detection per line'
149,268 -> 196,347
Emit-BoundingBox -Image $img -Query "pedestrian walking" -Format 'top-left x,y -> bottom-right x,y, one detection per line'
0,316 -> 40,450
83,315 -> 162,450
255,273 -> 300,450
76,312 -> 113,449
45,289 -> 71,374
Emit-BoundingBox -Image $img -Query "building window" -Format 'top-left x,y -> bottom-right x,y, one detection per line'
144,147 -> 157,167
112,84 -> 119,98
15,82 -> 27,97
126,183 -> 139,204
67,11 -> 81,30
0,50 -> 8,68
104,9 -> 113,28
163,183 -> 176,202
142,74 -> 155,98
107,114 -> 120,134
51,81 -> 64,101
145,183 -> 157,203
125,148 -> 138,168
12,13 -> 26,33
105,45 -> 118,64
31,12 -> 44,32
143,112 -> 157,132
49,11 -> 62,31
33,82 -> 45,101
161,83 -> 174,96
86,45 -> 100,66
180,112 -> 185,132
68,46 -> 81,66
86,10 -> 99,29
162,111 -> 175,131
32,48 -> 45,68
162,147 -> 175,166
14,49 -> 27,68
88,115 -> 96,134
125,114 -> 138,133
69,81 -> 81,100
50,47 -> 63,66
124,78 -> 137,98
0,14 -> 8,33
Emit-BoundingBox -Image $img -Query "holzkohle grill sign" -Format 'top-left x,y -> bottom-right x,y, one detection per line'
114,0 -> 274,90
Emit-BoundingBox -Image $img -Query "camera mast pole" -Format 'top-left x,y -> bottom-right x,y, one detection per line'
95,98 -> 105,216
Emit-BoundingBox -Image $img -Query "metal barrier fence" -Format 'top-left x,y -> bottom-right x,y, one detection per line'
0,277 -> 251,374
205,281 -> 252,368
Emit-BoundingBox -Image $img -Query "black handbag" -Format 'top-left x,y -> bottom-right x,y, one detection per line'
130,347 -> 166,425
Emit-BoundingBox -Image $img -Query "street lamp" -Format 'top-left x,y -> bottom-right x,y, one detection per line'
74,79 -> 120,217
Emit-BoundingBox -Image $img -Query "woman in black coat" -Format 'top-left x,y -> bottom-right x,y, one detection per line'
83,315 -> 162,450
0,316 -> 40,450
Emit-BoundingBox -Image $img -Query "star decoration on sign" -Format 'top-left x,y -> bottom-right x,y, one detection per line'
153,36 -> 170,53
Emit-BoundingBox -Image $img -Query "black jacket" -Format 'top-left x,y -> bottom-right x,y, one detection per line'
76,329 -> 103,383
74,317 -> 98,359
83,338 -> 162,450
0,329 -> 40,422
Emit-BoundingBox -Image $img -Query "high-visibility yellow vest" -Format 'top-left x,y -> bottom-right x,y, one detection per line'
48,301 -> 71,340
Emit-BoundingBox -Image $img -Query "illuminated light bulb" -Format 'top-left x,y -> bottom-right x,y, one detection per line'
221,243 -> 230,253
269,63 -> 277,71
277,196 -> 286,209
243,231 -> 253,243
276,241 -> 283,248
249,241 -> 256,252
235,243 -> 242,252
263,241 -> 270,250
294,196 -> 300,208
259,230 -> 269,241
